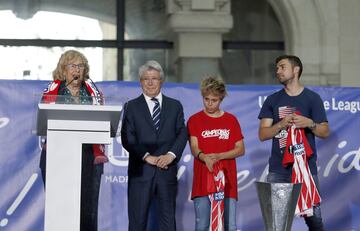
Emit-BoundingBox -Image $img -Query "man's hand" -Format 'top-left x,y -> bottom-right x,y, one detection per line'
156,153 -> 175,169
144,155 -> 159,166
292,114 -> 313,129
279,114 -> 294,130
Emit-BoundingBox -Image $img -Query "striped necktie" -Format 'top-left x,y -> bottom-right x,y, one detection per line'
151,97 -> 160,131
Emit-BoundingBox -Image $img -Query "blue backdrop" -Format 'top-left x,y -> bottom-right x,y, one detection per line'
0,80 -> 359,231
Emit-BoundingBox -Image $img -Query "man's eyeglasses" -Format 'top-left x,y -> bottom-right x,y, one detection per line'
66,63 -> 85,70
141,77 -> 162,83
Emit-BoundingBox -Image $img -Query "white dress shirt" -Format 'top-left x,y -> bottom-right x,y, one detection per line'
142,93 -> 176,160
143,93 -> 163,116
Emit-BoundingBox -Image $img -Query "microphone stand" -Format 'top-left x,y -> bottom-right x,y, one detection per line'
66,76 -> 79,87
57,77 -> 80,101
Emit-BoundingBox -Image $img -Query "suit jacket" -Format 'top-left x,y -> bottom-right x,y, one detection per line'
121,94 -> 188,182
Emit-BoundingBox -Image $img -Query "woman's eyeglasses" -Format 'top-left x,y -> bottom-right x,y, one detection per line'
66,63 -> 85,70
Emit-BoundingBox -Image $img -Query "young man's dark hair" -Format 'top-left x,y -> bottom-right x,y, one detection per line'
276,55 -> 303,78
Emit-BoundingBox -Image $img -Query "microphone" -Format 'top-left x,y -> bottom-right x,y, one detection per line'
58,76 -> 79,96
65,76 -> 79,87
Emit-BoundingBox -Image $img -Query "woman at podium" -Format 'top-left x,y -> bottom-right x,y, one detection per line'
39,50 -> 106,231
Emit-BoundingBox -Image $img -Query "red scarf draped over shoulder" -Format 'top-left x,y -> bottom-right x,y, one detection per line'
42,79 -> 108,164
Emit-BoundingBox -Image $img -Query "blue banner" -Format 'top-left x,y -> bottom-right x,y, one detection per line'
0,80 -> 359,231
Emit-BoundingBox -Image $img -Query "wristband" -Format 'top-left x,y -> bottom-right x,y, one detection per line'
196,151 -> 203,159
309,122 -> 317,130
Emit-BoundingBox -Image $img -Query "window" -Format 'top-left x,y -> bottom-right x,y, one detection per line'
0,0 -> 284,84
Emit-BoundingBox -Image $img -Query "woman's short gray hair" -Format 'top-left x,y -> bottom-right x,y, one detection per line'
138,60 -> 165,80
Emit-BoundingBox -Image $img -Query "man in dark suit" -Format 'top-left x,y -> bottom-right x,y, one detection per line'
121,60 -> 188,231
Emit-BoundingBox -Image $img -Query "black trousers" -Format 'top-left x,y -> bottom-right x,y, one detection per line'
40,145 -> 103,231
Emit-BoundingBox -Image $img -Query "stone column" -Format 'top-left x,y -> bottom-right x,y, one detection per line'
167,0 -> 233,83
12,0 -> 40,19
339,0 -> 360,87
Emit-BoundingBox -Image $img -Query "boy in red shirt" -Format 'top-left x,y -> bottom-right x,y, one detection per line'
188,76 -> 245,231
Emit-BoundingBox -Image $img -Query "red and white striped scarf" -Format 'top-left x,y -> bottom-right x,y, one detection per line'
207,162 -> 225,231
42,79 -> 107,164
283,125 -> 321,217
42,79 -> 103,105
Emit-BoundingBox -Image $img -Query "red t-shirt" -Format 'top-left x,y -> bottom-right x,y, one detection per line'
187,111 -> 244,200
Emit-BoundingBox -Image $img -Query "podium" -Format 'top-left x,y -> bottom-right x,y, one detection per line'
36,102 -> 122,231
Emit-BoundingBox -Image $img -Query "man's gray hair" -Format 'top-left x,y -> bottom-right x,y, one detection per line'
138,60 -> 165,80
